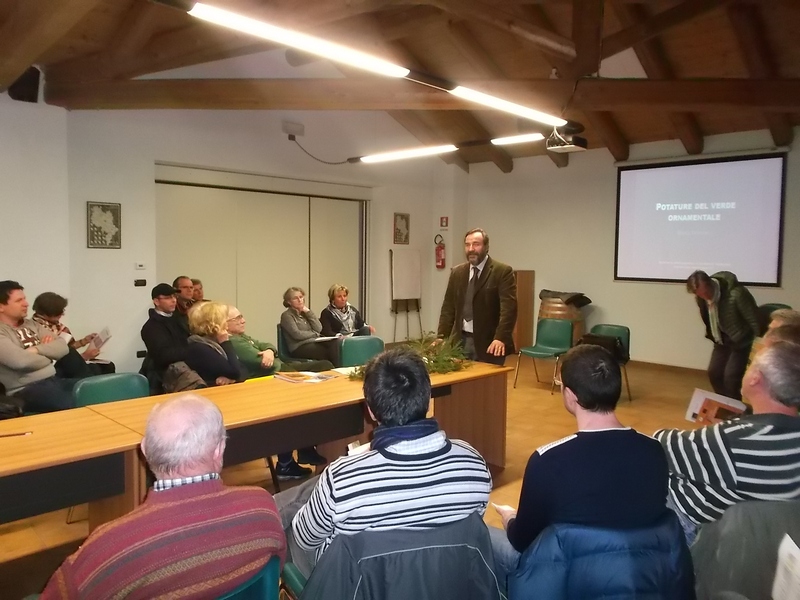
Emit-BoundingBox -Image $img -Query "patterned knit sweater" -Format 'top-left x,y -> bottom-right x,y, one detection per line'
41,480 -> 286,600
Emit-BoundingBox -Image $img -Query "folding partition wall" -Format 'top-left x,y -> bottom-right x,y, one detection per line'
155,181 -> 365,346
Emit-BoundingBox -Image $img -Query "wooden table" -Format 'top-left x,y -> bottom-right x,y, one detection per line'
0,409 -> 143,529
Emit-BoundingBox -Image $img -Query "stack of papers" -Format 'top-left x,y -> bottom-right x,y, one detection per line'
274,372 -> 335,384
685,388 -> 746,425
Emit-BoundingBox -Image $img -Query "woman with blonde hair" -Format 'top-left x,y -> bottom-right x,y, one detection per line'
320,284 -> 375,338
185,301 -> 244,386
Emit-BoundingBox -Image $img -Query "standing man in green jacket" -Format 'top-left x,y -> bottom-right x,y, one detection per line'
687,270 -> 762,399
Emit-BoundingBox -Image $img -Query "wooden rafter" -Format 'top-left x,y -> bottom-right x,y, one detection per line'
727,4 -> 794,146
44,78 -> 800,112
387,110 -> 470,173
601,0 -> 732,60
425,0 -> 576,60
612,1 -> 703,155
571,0 -> 604,77
46,0 -> 398,84
585,111 -> 629,161
0,0 -> 103,91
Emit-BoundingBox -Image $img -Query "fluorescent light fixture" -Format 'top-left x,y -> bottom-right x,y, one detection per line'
188,3 -> 410,78
449,86 -> 567,127
359,145 -> 458,163
491,132 -> 545,146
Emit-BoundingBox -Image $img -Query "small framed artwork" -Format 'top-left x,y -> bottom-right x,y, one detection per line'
393,212 -> 410,245
86,202 -> 122,249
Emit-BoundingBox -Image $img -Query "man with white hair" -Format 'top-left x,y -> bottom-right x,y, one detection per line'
41,394 -> 286,599
655,341 -> 800,544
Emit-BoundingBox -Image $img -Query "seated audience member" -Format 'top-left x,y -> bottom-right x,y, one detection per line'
319,283 -> 375,337
283,347 -> 492,577
0,280 -> 75,412
40,394 -> 286,599
32,292 -> 115,375
655,341 -> 800,545
227,306 -> 333,377
172,275 -> 196,332
140,283 -> 190,390
191,278 -> 205,302
768,308 -> 800,332
227,305 -> 328,478
280,287 -> 337,364
763,323 -> 800,347
490,345 -> 671,588
185,301 -> 245,387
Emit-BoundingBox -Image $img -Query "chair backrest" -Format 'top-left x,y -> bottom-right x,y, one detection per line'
299,512 -> 502,600
217,555 -> 280,600
72,373 -> 150,407
276,324 -> 293,361
534,318 -> 574,352
339,336 -> 385,368
692,500 -> 800,600
510,512 -> 695,600
590,324 -> 631,361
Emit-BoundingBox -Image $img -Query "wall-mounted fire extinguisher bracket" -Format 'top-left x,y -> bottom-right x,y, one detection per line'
434,234 -> 446,270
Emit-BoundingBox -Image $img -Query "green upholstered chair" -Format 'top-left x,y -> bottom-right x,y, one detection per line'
590,324 -> 632,401
217,555 -> 280,600
339,336 -> 385,368
280,563 -> 307,600
514,318 -> 573,394
758,302 -> 792,332
276,324 -> 313,364
72,372 -> 149,407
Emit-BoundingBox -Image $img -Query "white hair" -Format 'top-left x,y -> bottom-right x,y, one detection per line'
143,394 -> 226,475
751,342 -> 800,408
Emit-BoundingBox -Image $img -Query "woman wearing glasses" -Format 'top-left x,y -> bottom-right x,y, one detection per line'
280,287 -> 338,365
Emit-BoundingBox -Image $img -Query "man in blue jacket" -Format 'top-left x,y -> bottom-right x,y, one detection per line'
490,345 -> 671,588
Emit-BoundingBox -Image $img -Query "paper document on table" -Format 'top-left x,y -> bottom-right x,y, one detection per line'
772,534 -> 800,600
313,336 -> 340,342
685,388 -> 746,425
274,372 -> 335,384
333,367 -> 358,376
88,327 -> 111,351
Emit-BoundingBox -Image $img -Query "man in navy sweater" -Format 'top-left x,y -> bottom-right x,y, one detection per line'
490,344 -> 670,586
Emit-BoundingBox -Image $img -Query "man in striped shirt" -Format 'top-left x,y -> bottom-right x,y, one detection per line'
287,347 -> 493,577
655,341 -> 800,544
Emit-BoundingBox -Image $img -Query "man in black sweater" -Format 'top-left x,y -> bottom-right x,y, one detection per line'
490,345 -> 670,588
140,283 -> 190,392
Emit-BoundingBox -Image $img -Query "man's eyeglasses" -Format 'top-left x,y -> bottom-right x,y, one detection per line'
227,315 -> 245,323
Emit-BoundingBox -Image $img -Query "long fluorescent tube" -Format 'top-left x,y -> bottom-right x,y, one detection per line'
491,133 -> 545,146
359,145 -> 458,163
450,86 -> 567,127
188,3 -> 410,78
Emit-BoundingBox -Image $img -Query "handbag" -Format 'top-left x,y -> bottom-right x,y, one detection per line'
0,396 -> 24,420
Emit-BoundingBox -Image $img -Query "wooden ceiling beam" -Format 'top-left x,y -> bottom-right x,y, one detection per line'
727,4 -> 794,146
387,110 -> 470,173
0,0 -> 103,92
46,0 -> 399,84
446,21 -> 506,78
585,111 -> 629,161
106,2 -> 165,64
44,78 -> 800,112
571,0 -> 604,77
424,0 -> 576,60
601,0 -> 732,60
612,1 -> 703,155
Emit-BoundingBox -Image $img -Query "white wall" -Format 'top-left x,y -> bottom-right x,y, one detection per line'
0,96 -> 70,300
468,130 -> 800,369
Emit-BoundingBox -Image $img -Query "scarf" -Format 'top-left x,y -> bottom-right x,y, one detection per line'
707,279 -> 722,344
371,418 -> 440,452
188,334 -> 226,357
329,302 -> 358,334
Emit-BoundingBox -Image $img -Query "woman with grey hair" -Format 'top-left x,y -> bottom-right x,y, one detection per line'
279,287 -> 337,364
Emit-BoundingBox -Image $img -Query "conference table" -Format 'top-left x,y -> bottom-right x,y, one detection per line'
2,362 -> 510,531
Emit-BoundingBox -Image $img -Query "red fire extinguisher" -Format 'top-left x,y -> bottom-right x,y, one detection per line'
434,235 -> 446,269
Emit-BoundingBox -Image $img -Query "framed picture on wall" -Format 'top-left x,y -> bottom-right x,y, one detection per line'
394,212 -> 410,245
87,202 -> 121,249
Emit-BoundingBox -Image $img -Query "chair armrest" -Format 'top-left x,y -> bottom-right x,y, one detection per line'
282,562 -> 308,597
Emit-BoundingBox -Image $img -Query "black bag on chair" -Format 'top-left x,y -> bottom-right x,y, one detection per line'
0,383 -> 23,420
577,333 -> 629,363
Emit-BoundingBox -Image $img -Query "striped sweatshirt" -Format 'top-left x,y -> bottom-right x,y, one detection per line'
654,413 -> 800,525
292,431 -> 492,558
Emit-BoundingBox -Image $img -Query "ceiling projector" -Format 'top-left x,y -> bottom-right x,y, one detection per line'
546,129 -> 588,153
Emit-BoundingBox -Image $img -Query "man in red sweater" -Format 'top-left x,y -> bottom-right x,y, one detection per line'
41,394 -> 286,599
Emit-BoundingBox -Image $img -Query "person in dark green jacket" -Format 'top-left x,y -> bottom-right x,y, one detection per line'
225,305 -> 330,479
687,270 -> 762,399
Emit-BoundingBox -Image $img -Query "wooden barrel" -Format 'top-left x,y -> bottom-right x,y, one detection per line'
538,297 -> 585,346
